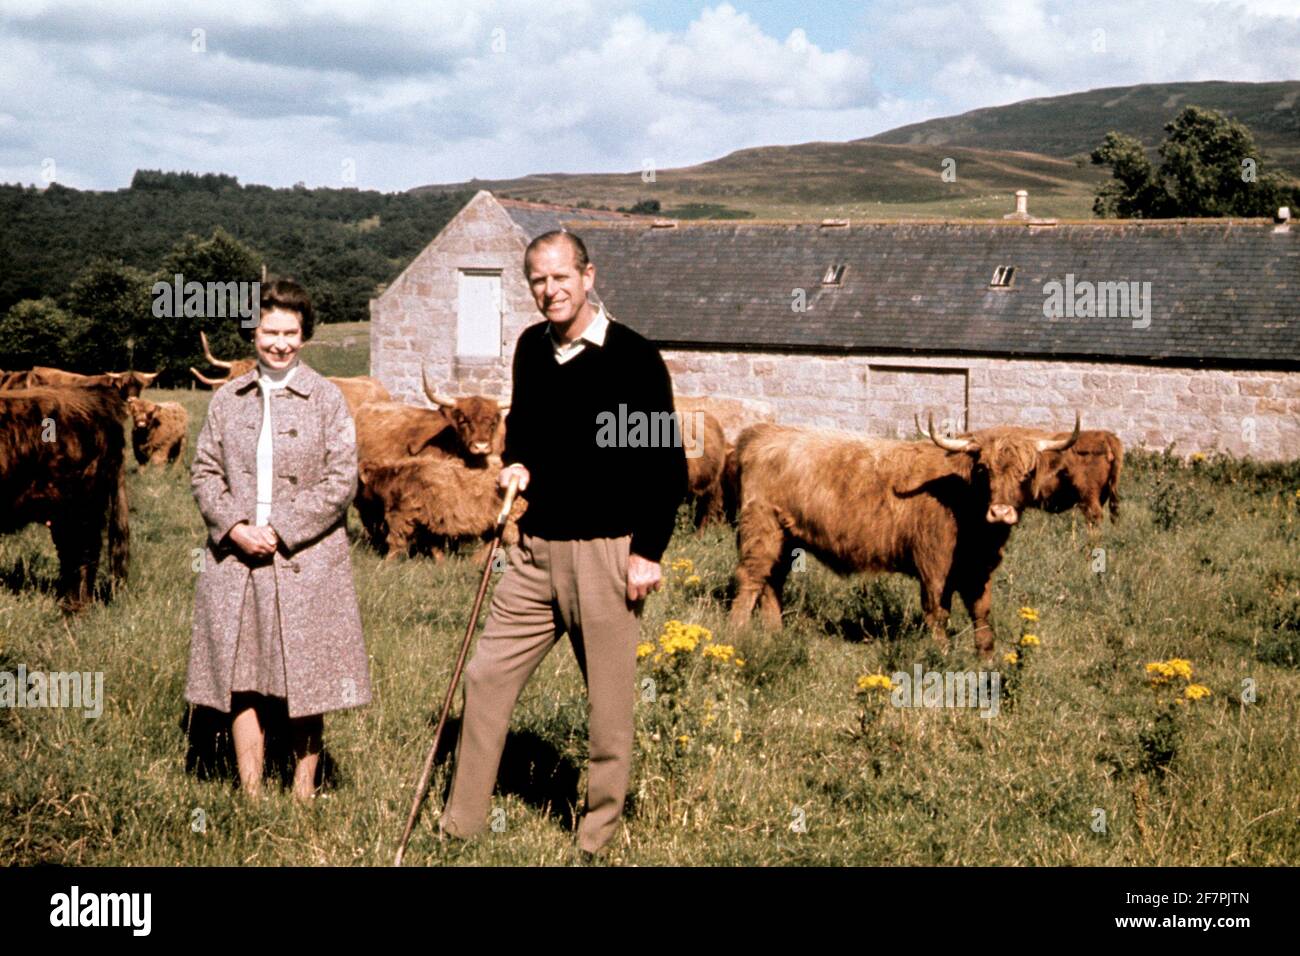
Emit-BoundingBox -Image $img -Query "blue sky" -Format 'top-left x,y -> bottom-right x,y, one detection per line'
0,0 -> 1296,192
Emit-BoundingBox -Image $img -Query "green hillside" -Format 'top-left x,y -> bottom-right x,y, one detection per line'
417,81 -> 1300,220
419,141 -> 1106,221
867,80 -> 1300,176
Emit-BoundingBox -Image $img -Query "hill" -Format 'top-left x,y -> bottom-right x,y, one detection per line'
416,141 -> 1106,221
416,81 -> 1300,220
866,80 -> 1300,175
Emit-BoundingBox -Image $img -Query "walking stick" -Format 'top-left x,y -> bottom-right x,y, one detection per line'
393,472 -> 521,867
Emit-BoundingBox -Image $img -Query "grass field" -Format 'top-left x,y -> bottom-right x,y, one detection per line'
2,375 -> 1298,866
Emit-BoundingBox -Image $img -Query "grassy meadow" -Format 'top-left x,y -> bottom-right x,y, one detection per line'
2,339 -> 1298,865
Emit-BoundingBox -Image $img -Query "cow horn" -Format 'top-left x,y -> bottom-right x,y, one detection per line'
927,413 -> 972,452
139,370 -> 159,384
200,331 -> 232,369
421,365 -> 456,408
1037,412 -> 1081,452
189,366 -> 227,387
498,400 -> 510,413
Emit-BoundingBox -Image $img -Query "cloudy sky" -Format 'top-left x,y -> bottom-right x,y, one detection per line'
1,0 -> 1297,192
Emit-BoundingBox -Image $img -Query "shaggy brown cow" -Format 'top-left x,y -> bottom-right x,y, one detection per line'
126,397 -> 189,467
1032,430 -> 1123,525
352,373 -> 510,549
676,395 -> 775,442
419,367 -> 510,462
729,415 -> 1079,657
675,404 -> 728,529
0,386 -> 130,610
23,367 -> 158,400
331,376 -> 392,416
357,456 -> 526,562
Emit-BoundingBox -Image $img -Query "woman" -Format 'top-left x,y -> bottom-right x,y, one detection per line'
186,279 -> 370,800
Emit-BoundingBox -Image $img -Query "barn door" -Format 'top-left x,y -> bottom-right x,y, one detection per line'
457,270 -> 502,357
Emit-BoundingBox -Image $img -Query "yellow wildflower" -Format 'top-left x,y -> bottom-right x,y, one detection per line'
671,558 -> 694,572
1165,658 -> 1194,681
1146,661 -> 1176,685
1191,452 -> 1206,462
677,734 -> 690,746
734,657 -> 745,667
1184,683 -> 1212,701
636,642 -> 654,660
732,728 -> 742,744
1019,634 -> 1040,647
856,673 -> 895,693
702,643 -> 736,663
1003,651 -> 1019,666
1018,607 -> 1039,622
684,574 -> 702,586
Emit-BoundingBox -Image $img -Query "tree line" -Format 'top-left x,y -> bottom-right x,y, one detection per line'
0,173 -> 470,385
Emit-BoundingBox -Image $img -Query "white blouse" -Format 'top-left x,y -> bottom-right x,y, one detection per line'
254,359 -> 300,526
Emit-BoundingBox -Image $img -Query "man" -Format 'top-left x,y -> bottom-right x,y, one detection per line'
438,229 -> 688,856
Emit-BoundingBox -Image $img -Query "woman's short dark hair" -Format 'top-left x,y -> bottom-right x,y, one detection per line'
238,277 -> 315,342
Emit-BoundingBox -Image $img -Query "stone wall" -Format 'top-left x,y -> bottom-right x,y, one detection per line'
661,349 -> 1300,460
370,191 -> 536,406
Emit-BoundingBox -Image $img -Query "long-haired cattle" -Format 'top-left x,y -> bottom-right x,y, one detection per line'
1032,429 -> 1123,525
676,406 -> 728,529
127,397 -> 189,467
0,386 -> 130,610
729,416 -> 1078,657
357,456 -> 525,562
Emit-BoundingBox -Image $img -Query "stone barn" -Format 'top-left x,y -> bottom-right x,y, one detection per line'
370,190 -> 1300,459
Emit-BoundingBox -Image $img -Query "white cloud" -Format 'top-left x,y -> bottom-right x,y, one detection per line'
0,0 -> 1295,192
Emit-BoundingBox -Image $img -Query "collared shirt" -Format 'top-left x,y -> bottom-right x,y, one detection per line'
549,305 -> 610,365
254,358 -> 300,526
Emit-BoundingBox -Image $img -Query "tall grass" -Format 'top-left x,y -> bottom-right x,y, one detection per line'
1,395 -> 1297,866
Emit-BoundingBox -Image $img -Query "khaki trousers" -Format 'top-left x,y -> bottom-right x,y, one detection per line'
439,532 -> 641,853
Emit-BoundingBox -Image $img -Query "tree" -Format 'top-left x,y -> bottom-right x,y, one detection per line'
1092,106 -> 1300,218
1090,132 -> 1167,218
0,298 -> 88,370
148,228 -> 264,387
63,259 -> 153,371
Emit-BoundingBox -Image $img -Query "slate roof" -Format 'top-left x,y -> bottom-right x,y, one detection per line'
498,198 -> 643,239
542,218 -> 1300,370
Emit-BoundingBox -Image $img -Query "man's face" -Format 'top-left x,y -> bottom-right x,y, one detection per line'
525,240 -> 595,327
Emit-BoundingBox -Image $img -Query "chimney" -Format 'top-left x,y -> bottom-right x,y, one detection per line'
1003,190 -> 1030,220
1274,206 -> 1291,233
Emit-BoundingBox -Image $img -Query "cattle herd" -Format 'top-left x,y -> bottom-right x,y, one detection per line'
0,342 -> 1123,658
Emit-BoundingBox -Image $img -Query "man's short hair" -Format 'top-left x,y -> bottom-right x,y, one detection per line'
524,230 -> 590,274
240,277 -> 315,342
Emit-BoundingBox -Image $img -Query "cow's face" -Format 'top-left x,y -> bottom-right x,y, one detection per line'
422,368 -> 509,460
926,415 -> 1080,525
444,397 -> 505,458
127,398 -> 156,431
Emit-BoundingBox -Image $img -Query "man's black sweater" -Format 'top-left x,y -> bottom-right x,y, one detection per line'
502,317 -> 688,563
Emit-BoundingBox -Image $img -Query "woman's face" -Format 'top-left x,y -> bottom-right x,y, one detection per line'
254,307 -> 303,370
